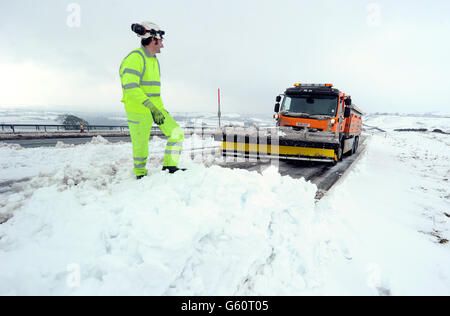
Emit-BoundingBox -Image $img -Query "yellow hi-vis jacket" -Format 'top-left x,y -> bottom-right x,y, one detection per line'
119,46 -> 163,114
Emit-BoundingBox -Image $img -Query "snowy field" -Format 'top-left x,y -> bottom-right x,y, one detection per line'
0,114 -> 449,295
0,109 -> 274,128
365,114 -> 450,132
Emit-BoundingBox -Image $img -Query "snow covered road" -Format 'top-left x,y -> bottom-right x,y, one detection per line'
0,115 -> 449,295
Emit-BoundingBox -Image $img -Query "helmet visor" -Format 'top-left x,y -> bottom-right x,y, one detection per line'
148,29 -> 165,39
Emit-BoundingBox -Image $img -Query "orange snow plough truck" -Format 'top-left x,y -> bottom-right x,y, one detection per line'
217,83 -> 363,163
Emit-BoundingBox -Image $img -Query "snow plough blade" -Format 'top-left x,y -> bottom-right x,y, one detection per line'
214,127 -> 340,163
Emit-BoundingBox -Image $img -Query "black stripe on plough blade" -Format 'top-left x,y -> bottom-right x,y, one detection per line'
221,150 -> 336,162
216,134 -> 340,150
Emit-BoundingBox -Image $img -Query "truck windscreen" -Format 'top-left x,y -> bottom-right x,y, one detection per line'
280,95 -> 338,117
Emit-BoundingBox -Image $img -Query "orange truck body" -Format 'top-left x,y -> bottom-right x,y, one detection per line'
274,83 -> 364,161
278,86 -> 362,135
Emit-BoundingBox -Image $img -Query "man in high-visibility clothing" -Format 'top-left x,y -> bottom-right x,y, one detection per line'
120,21 -> 185,179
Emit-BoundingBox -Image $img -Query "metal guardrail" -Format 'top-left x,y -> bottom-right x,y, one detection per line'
0,123 -> 221,134
0,124 -> 130,133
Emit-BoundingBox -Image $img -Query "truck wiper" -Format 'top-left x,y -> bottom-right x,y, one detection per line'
281,111 -> 311,118
308,114 -> 333,119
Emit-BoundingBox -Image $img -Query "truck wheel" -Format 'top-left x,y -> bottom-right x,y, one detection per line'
335,146 -> 343,163
349,138 -> 356,155
353,137 -> 359,153
347,138 -> 354,156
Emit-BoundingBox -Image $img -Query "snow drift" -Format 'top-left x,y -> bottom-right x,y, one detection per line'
1,115 -> 449,295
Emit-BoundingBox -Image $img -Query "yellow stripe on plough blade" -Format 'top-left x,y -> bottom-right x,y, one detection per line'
220,141 -> 337,161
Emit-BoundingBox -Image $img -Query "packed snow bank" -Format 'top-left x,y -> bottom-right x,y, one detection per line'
1,115 -> 449,295
0,135 -> 322,295
0,135 -> 212,182
0,169 -> 318,296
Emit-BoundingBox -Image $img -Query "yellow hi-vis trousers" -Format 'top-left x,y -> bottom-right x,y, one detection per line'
126,110 -> 184,176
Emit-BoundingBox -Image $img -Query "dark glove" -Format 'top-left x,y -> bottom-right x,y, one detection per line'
148,104 -> 165,125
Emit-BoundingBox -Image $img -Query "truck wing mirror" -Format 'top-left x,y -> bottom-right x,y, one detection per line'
276,96 -> 282,102
344,107 -> 351,118
344,98 -> 352,106
274,103 -> 280,113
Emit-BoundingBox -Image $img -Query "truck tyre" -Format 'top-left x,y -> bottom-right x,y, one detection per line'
349,137 -> 356,155
353,136 -> 359,153
336,134 -> 345,160
334,146 -> 343,164
346,138 -> 354,156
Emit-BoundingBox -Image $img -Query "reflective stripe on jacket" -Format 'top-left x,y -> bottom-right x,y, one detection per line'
119,46 -> 162,114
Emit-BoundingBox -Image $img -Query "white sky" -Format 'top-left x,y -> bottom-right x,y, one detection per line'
0,0 -> 449,115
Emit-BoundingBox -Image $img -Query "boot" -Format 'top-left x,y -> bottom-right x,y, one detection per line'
162,166 -> 187,174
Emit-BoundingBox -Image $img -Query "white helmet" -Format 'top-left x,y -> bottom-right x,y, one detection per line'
136,21 -> 165,40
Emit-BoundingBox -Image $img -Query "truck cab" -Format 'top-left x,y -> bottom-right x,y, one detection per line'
274,83 -> 363,160
275,83 -> 347,131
